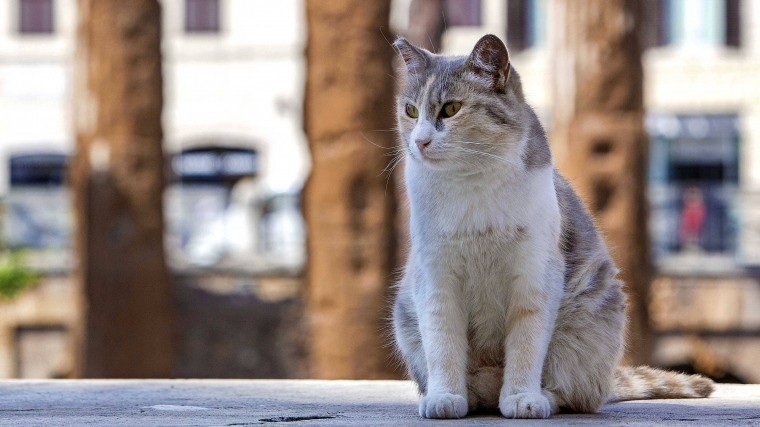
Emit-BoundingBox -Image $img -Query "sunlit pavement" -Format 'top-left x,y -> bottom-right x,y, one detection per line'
0,380 -> 758,425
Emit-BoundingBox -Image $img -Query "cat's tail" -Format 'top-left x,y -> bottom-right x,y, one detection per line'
612,366 -> 714,401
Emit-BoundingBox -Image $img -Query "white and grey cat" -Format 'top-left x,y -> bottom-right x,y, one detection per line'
391,34 -> 713,419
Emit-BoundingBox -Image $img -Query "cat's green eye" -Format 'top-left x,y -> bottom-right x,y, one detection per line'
441,101 -> 462,118
405,104 -> 419,118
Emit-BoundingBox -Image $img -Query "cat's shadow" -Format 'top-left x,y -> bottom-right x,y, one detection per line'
597,400 -> 760,422
463,400 -> 759,422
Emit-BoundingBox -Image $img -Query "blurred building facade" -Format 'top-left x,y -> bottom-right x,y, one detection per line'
0,0 -> 308,378
0,0 -> 309,268
391,0 -> 760,382
2,0 -> 760,382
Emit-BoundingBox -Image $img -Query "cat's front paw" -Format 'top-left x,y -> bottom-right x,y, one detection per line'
419,392 -> 468,419
499,392 -> 551,419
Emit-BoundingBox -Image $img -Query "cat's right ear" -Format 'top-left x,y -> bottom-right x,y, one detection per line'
393,38 -> 430,75
465,34 -> 511,93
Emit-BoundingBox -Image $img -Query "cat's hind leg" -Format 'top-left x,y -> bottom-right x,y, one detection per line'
542,275 -> 626,413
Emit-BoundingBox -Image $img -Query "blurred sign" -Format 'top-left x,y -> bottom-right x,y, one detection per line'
648,114 -> 739,140
670,139 -> 736,164
172,147 -> 257,184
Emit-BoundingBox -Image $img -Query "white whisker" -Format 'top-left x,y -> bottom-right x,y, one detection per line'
451,146 -> 519,167
360,132 -> 400,153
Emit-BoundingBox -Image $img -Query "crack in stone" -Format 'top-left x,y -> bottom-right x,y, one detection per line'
258,414 -> 336,423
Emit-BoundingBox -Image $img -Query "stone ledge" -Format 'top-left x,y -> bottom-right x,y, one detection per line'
0,380 -> 758,425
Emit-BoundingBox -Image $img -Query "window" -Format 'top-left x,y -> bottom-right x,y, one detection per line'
648,114 -> 740,266
18,0 -> 54,34
185,0 -> 220,33
444,0 -> 481,27
166,145 -> 305,268
4,153 -> 71,250
167,146 -> 259,266
669,0 -> 726,47
642,0 -> 741,49
506,0 -> 547,52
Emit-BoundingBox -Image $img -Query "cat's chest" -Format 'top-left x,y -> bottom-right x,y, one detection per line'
423,180 -> 532,237
407,166 -> 559,265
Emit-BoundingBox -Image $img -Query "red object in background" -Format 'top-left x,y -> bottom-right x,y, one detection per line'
679,187 -> 707,248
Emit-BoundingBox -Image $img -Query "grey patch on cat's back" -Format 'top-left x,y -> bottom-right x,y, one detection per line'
577,260 -> 614,300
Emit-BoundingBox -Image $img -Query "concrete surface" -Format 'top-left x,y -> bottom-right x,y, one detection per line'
0,380 -> 758,426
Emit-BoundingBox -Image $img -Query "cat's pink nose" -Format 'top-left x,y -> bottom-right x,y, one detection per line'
415,138 -> 432,151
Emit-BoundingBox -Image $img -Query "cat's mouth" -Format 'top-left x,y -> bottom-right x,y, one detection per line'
410,149 -> 446,164
407,143 -> 450,167
416,153 -> 446,165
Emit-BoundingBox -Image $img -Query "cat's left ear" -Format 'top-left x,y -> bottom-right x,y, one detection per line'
394,38 -> 431,75
465,34 -> 511,93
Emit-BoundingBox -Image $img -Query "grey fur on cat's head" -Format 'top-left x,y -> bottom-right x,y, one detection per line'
393,34 -> 545,172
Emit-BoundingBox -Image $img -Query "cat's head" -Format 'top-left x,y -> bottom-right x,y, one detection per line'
394,34 -> 528,171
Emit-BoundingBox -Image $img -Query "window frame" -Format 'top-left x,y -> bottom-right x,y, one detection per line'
642,0 -> 742,50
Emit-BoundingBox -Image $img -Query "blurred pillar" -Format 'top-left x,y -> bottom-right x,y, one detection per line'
407,0 -> 446,52
550,0 -> 652,365
72,0 -> 175,377
304,0 -> 399,378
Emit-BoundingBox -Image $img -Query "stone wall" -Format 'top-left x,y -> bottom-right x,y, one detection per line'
0,270 -> 306,379
650,274 -> 760,383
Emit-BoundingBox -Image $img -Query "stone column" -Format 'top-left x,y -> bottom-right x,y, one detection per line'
550,0 -> 652,365
303,0 -> 399,378
72,0 -> 175,377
